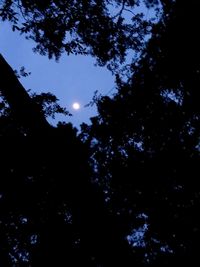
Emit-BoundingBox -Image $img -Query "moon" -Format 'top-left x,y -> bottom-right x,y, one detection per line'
72,102 -> 80,110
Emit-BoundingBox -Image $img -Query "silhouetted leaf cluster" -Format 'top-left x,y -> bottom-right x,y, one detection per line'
0,0 -> 160,72
14,66 -> 31,79
31,92 -> 72,119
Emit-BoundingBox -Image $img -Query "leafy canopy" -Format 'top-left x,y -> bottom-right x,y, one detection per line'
0,0 -> 161,71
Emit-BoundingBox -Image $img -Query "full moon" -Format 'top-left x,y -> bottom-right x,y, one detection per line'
72,102 -> 80,110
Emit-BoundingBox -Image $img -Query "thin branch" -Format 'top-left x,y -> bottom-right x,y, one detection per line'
111,0 -> 126,20
124,8 -> 136,16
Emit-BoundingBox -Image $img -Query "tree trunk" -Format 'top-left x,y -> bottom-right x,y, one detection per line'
0,53 -> 50,133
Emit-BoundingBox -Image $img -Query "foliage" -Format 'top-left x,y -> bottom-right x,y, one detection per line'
1,0 -> 200,266
14,66 -> 31,78
0,0 -> 161,72
81,0 -> 200,265
31,92 -> 71,119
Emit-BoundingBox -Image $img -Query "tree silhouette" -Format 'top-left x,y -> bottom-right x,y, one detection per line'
82,0 -> 200,265
0,0 -> 157,71
0,55 -> 128,266
1,0 -> 200,266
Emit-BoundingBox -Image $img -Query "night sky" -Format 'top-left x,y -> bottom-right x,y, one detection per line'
0,21 -> 115,128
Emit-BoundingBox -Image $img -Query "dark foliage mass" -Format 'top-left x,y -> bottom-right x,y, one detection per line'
82,0 -> 200,265
1,0 -> 200,266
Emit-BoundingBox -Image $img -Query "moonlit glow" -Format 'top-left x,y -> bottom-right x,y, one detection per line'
72,102 -> 80,110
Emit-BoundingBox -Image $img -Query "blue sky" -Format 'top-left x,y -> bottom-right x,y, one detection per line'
0,2 -> 158,129
0,21 -> 115,128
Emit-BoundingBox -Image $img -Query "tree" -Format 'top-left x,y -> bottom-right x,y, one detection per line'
3,0 -> 198,266
0,0 -> 162,133
82,0 -> 200,265
1,0 -> 152,264
0,0 -> 158,71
